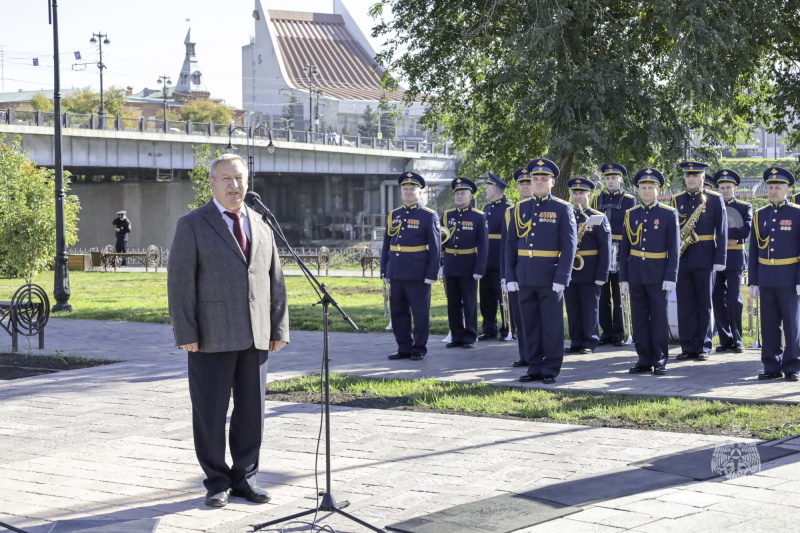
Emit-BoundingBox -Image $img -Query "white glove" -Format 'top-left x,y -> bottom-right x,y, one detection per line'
620,282 -> 629,295
713,264 -> 725,272
507,281 -> 520,292
501,279 -> 507,292
595,280 -> 604,286
438,266 -> 443,277
796,285 -> 800,296
381,276 -> 389,285
473,274 -> 483,280
552,283 -> 565,293
750,286 -> 760,298
424,278 -> 436,285
662,280 -> 676,292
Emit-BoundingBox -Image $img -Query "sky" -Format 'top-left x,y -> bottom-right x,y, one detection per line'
1,0 -> 386,109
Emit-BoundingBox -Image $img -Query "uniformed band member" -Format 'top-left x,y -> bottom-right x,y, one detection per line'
507,168 -> 534,369
749,167 -> 800,381
479,172 -> 514,341
381,172 -> 441,361
622,168 -> 680,375
565,178 -> 612,354
505,158 -> 577,384
442,178 -> 489,348
592,163 -> 636,346
671,161 -> 727,361
703,173 -> 717,190
712,170 -> 752,354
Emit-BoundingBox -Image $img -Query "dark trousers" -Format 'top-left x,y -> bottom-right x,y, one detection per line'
188,345 -> 269,493
519,285 -> 564,378
446,275 -> 478,344
390,279 -> 431,356
565,283 -> 601,350
630,283 -> 670,368
510,290 -> 526,362
479,268 -> 502,337
677,267 -> 714,354
712,270 -> 744,348
599,271 -> 625,341
760,287 -> 800,375
115,234 -> 129,266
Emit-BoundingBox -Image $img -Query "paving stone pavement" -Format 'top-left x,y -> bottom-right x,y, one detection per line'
1,319 -> 799,533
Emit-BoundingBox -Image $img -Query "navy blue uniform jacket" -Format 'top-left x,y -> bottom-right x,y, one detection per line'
671,190 -> 727,269
572,206 -> 612,284
483,197 -> 513,270
381,203 -> 441,281
442,207 -> 489,277
723,198 -> 753,272
620,201 -> 680,285
748,200 -> 800,288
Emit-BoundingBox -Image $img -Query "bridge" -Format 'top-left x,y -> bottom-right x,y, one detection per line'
0,109 -> 458,251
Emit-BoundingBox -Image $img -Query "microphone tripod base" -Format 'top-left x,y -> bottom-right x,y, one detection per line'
251,492 -> 383,532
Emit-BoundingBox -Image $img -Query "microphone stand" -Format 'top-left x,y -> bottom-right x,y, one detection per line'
251,210 -> 384,532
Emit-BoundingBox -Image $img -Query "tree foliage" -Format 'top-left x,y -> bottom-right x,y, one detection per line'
178,99 -> 234,125
187,144 -> 223,211
61,86 -> 128,116
371,0 -> 793,197
0,135 -> 80,279
29,93 -> 54,112
358,104 -> 379,137
280,94 -> 298,130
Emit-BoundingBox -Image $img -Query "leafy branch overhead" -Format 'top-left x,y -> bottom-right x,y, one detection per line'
370,0 -> 799,196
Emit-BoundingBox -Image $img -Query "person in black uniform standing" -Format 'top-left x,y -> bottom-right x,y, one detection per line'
442,177 -> 489,348
621,168 -> 680,375
381,172 -> 441,361
507,168 -> 535,369
592,163 -> 636,347
565,178 -> 612,354
505,158 -> 577,384
672,161 -> 727,361
479,172 -> 514,341
712,169 -> 752,354
749,167 -> 800,381
113,210 -> 132,266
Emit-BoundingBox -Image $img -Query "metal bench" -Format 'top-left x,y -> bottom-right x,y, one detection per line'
279,246 -> 330,275
91,245 -> 161,272
360,247 -> 381,277
0,284 -> 50,352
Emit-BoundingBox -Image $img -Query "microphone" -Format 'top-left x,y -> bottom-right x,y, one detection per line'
245,191 -> 273,218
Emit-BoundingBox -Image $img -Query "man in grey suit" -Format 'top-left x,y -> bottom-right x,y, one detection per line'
168,154 -> 289,508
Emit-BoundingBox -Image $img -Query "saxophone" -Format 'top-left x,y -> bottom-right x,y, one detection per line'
679,195 -> 705,256
573,207 -> 591,270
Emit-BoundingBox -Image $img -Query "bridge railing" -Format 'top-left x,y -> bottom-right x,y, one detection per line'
1,108 -> 454,156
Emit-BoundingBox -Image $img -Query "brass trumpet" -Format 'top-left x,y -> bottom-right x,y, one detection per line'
441,226 -> 452,244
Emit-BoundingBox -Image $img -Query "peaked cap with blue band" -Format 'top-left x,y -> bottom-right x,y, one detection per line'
486,171 -> 509,190
703,173 -> 717,188
600,162 -> 627,176
714,169 -> 741,186
763,166 -> 795,186
678,161 -> 709,174
513,168 -> 530,182
526,158 -> 560,179
568,177 -> 595,192
398,171 -> 425,188
452,177 -> 477,194
633,168 -> 665,187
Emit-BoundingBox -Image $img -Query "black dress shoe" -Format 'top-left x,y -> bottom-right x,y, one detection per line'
653,366 -> 667,375
598,338 -> 612,346
542,377 -> 556,384
758,371 -> 784,380
511,360 -> 527,368
410,353 -> 425,361
519,374 -> 542,382
696,352 -> 710,361
579,348 -> 593,354
733,345 -> 744,354
230,486 -> 271,504
612,339 -> 627,347
676,352 -> 691,361
205,490 -> 228,508
565,346 -> 581,354
445,341 -> 463,348
462,343 -> 474,348
388,352 -> 412,360
629,364 -> 652,374
786,372 -> 799,382
715,344 -> 734,353
477,334 -> 495,341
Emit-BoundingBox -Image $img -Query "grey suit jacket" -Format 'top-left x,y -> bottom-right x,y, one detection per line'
167,200 -> 290,352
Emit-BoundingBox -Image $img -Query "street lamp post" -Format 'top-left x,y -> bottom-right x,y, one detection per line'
89,32 -> 110,126
226,124 -> 276,180
302,64 -> 319,135
156,75 -> 172,133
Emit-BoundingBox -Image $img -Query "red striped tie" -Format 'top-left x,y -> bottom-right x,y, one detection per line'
223,211 -> 250,261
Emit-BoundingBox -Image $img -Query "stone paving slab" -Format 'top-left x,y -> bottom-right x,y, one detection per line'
1,319 -> 800,532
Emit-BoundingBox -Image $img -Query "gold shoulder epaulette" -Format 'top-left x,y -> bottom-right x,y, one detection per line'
471,208 -> 485,215
787,203 -> 800,210
627,205 -> 642,213
444,207 -> 456,214
624,193 -> 635,199
659,203 -> 676,211
672,191 -> 686,198
586,207 -> 602,216
422,206 -> 437,214
552,197 -> 570,205
705,190 -> 721,196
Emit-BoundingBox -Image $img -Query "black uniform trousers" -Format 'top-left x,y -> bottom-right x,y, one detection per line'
760,287 -> 800,375
115,233 -> 129,266
510,290 -> 526,362
479,267 -> 502,337
390,279 -> 431,357
188,345 -> 268,493
565,283 -> 602,350
446,275 -> 478,344
630,283 -> 670,368
519,286 -> 564,379
599,271 -> 625,341
677,267 -> 714,355
712,270 -> 744,348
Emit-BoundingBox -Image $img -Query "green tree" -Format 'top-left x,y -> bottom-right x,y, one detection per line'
379,103 -> 397,139
371,0 -> 786,197
179,99 -> 234,124
280,94 -> 297,130
0,135 -> 80,279
187,144 -> 224,210
61,86 -> 128,116
29,93 -> 53,112
358,104 -> 378,137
